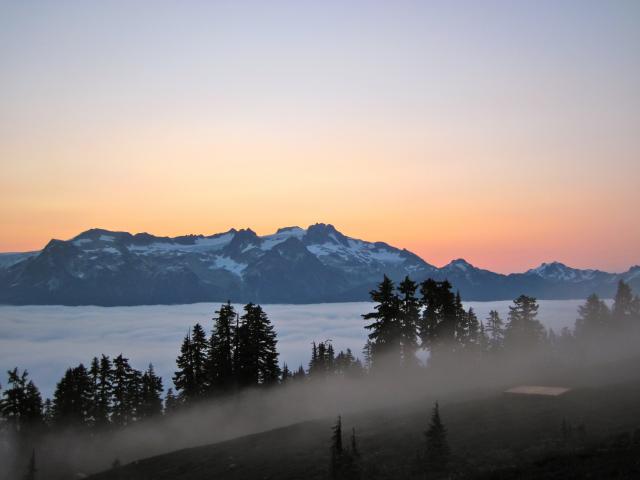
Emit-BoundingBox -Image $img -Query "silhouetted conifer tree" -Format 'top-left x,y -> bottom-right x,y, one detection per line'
293,365 -> 306,381
419,279 -> 457,362
308,342 -> 319,375
52,364 -> 91,428
94,355 -> 113,428
209,302 -> 236,393
424,401 -> 449,473
281,364 -> 291,383
504,295 -> 544,349
164,388 -> 180,413
398,276 -> 420,367
174,324 -> 208,402
362,275 -> 402,368
1,369 -> 43,434
42,399 -> 53,428
478,322 -> 489,355
111,355 -> 139,426
330,415 -> 343,479
485,310 -> 504,351
236,303 -> 280,386
140,364 -> 163,418
612,280 -> 639,326
335,349 -> 364,378
575,293 -> 610,338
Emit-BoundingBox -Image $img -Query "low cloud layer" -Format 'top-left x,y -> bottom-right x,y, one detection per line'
0,300 -> 586,398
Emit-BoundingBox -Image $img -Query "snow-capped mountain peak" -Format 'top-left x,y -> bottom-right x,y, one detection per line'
0,226 -> 637,305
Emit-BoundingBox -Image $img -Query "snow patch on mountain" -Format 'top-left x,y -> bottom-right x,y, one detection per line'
260,227 -> 306,251
527,262 -> 597,282
210,256 -> 247,277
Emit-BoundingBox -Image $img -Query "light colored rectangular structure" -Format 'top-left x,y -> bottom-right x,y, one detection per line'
504,385 -> 571,397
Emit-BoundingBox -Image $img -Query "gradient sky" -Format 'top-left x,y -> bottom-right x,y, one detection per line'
1,1 -> 639,273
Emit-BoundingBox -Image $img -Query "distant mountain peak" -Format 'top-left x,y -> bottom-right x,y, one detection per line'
1,224 -> 637,305
276,226 -> 304,234
444,258 -> 474,271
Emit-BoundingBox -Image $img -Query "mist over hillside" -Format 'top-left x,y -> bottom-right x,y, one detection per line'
1,224 -> 638,306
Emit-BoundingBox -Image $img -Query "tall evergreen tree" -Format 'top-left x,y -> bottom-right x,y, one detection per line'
485,310 -> 505,351
140,364 -> 163,419
236,303 -> 280,386
575,293 -> 610,338
164,388 -> 181,413
504,295 -> 544,349
111,355 -> 140,427
209,303 -> 236,394
293,365 -> 306,381
281,363 -> 291,383
94,355 -> 113,428
362,275 -> 402,368
398,276 -> 420,367
424,402 -> 449,473
42,399 -> 54,428
308,341 -> 319,376
330,415 -> 343,479
419,279 -> 458,361
52,365 -> 92,428
0,369 -> 43,437
174,324 -> 209,402
190,323 -> 209,394
612,281 -> 639,326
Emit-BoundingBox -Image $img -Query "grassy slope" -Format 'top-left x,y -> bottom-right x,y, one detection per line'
88,378 -> 640,480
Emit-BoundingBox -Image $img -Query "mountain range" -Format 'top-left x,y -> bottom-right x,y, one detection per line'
0,223 -> 637,306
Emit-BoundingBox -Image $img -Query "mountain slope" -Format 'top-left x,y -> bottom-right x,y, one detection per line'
0,224 -> 637,305
85,378 -> 640,480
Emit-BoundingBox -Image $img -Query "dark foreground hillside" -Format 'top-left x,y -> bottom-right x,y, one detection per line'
89,379 -> 640,480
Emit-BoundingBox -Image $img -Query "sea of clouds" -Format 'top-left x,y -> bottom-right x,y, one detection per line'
0,300 -> 587,398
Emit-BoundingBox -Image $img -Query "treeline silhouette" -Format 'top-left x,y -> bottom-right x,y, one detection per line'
1,277 -> 639,478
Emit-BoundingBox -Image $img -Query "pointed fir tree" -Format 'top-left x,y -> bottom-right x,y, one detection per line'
52,364 -> 92,429
308,341 -> 319,376
164,388 -> 180,414
190,323 -> 209,395
293,365 -> 306,381
330,415 -> 343,479
140,364 -> 163,419
111,355 -> 138,427
42,398 -> 54,428
208,303 -> 236,394
0,368 -> 44,434
95,354 -> 113,428
478,322 -> 489,355
281,364 -> 291,383
173,331 -> 195,401
485,310 -> 505,352
424,401 -> 449,473
362,275 -> 402,368
504,295 -> 544,349
419,280 -> 458,362
174,324 -> 209,402
612,280 -> 639,327
575,293 -> 610,338
236,303 -> 280,386
398,276 -> 420,367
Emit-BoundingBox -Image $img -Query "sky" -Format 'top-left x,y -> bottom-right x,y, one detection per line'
0,0 -> 638,273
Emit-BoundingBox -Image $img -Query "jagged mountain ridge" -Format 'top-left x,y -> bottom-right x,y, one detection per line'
0,224 -> 637,305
